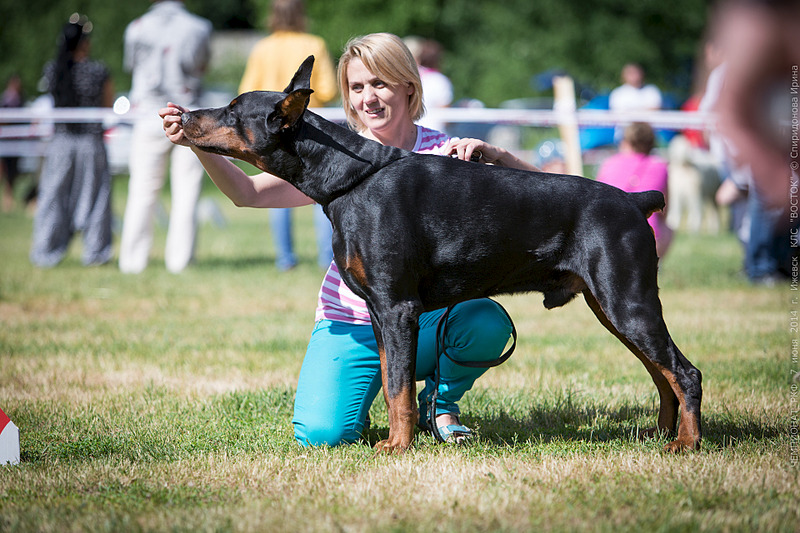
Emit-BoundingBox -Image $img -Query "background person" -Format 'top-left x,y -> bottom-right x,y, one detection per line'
239,0 -> 338,271
609,62 -> 663,113
698,0 -> 798,285
609,63 -> 663,143
596,122 -> 673,258
118,0 -> 212,274
161,33 -> 539,447
403,36 -> 453,132
1,74 -> 25,212
709,0 -> 800,212
30,14 -> 114,268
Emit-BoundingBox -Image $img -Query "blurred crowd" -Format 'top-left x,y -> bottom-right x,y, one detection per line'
1,0 -> 797,284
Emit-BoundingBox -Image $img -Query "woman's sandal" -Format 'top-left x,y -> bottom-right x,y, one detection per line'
417,412 -> 474,444
436,423 -> 473,445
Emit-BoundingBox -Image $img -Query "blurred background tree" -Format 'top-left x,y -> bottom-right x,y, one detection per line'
0,0 -> 710,108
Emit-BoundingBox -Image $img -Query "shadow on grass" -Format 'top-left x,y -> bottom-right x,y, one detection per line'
700,412 -> 786,449
363,400 -> 786,451
362,401 -> 651,448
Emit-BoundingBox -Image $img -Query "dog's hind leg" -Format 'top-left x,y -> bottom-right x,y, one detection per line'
582,288 -> 702,451
582,291 -> 678,433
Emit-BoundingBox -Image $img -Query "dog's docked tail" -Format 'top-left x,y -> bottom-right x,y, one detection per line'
630,190 -> 666,218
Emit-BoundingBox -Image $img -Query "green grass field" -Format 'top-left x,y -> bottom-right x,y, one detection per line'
0,177 -> 797,532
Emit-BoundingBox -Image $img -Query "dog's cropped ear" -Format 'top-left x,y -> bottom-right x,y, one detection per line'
284,56 -> 315,93
267,88 -> 313,133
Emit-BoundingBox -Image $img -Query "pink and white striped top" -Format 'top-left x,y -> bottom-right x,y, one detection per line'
314,126 -> 452,325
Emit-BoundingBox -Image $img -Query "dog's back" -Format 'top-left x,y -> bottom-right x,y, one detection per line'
328,152 -> 662,310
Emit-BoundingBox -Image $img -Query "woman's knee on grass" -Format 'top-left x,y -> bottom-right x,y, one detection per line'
293,412 -> 367,447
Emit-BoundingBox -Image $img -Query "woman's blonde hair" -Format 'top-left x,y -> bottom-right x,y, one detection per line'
337,33 -> 424,132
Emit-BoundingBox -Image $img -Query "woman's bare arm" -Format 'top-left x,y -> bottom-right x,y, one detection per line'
160,103 -> 313,209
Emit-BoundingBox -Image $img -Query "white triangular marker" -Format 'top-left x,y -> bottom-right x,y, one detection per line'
0,407 -> 20,466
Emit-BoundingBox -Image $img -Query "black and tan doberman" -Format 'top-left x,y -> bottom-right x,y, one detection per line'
180,56 -> 702,453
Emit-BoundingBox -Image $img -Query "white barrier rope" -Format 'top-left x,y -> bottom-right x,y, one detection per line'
0,106 -> 717,128
0,106 -> 716,157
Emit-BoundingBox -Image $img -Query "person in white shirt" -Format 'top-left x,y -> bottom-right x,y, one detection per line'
119,0 -> 212,274
609,62 -> 663,113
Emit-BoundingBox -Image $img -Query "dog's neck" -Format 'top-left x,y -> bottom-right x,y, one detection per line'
273,111 -> 407,206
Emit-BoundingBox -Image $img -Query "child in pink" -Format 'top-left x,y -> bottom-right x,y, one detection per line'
597,122 -> 673,257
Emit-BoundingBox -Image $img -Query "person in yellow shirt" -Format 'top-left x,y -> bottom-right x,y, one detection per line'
239,0 -> 337,270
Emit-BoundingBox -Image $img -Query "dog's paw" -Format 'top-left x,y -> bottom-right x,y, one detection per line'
663,437 -> 701,453
373,439 -> 409,455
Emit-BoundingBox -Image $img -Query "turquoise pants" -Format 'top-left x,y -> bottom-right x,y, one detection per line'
293,299 -> 513,446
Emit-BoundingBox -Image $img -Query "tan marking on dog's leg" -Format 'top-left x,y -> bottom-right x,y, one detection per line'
373,343 -> 417,454
653,364 -> 701,452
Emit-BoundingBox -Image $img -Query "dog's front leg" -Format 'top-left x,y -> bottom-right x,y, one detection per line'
371,303 -> 422,454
